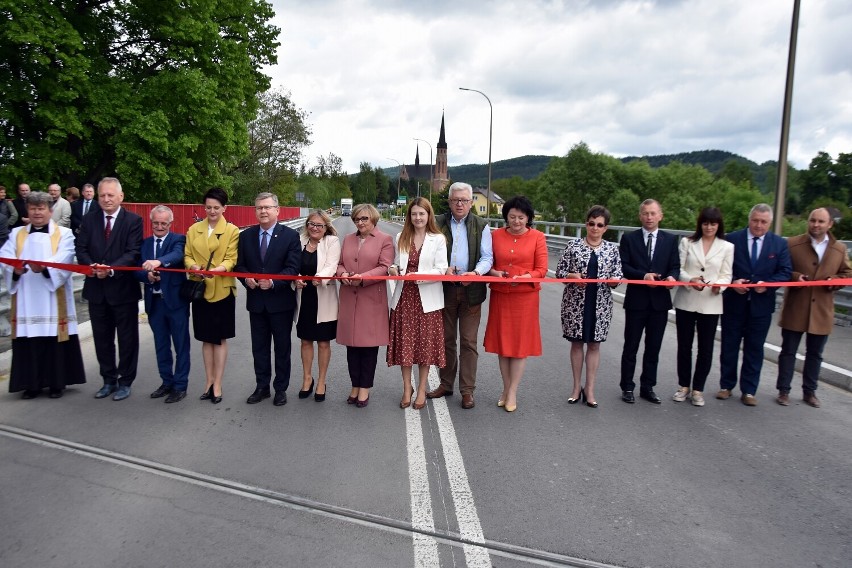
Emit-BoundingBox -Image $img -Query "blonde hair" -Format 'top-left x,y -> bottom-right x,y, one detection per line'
303,209 -> 337,237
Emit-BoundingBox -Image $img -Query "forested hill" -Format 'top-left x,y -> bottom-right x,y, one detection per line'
437,150 -> 775,189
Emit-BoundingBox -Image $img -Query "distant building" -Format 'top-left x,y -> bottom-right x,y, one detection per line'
400,112 -> 450,194
472,187 -> 503,216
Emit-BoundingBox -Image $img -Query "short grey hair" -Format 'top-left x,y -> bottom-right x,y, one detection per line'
749,203 -> 773,222
27,191 -> 54,210
150,205 -> 174,222
640,198 -> 661,212
99,177 -> 122,193
255,192 -> 279,206
448,182 -> 473,200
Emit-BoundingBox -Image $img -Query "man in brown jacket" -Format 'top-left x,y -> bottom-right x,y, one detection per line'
776,207 -> 852,407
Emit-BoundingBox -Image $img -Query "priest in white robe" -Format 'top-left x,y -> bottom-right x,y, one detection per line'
0,191 -> 85,398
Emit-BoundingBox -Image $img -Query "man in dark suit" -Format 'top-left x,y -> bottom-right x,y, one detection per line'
76,177 -> 143,401
619,199 -> 680,404
235,192 -> 301,406
135,205 -> 191,403
719,203 -> 791,406
12,183 -> 30,228
71,183 -> 101,234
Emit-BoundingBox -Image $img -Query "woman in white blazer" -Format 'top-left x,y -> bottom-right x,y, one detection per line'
672,207 -> 734,406
294,210 -> 341,402
387,198 -> 448,410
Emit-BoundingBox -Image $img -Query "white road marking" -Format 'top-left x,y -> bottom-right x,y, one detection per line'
427,366 -> 492,567
406,392 -> 441,566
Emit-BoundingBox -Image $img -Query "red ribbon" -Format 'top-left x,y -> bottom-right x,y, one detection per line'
1,257 -> 849,288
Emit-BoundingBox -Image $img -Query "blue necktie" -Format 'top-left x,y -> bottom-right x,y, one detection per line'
260,231 -> 268,262
751,237 -> 759,270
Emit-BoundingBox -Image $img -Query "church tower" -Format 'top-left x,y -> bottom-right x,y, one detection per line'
433,112 -> 449,192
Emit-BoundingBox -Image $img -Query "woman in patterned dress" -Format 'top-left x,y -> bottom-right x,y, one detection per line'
387,198 -> 448,410
555,205 -> 622,408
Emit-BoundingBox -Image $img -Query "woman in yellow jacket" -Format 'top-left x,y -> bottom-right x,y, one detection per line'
184,187 -> 240,403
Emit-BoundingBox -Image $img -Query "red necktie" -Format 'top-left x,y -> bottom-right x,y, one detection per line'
104,215 -> 112,240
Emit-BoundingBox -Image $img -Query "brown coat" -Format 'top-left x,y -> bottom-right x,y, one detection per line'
778,233 -> 852,335
335,228 -> 394,347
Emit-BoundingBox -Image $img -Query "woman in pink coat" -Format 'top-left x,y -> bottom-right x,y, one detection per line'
336,204 -> 394,407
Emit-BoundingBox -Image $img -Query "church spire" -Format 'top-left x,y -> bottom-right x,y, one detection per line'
437,111 -> 447,149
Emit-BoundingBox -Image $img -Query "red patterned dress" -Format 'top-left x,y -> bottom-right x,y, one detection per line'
386,245 -> 446,367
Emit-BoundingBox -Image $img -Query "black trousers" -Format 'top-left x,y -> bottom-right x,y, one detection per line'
89,301 -> 139,386
347,346 -> 380,388
675,309 -> 719,392
249,309 -> 294,393
776,329 -> 828,394
620,308 -> 669,392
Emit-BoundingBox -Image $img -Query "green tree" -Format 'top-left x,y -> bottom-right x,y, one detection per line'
230,88 -> 311,204
536,142 -> 619,222
0,0 -> 279,202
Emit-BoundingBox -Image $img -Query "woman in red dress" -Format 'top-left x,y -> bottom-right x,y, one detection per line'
484,196 -> 548,412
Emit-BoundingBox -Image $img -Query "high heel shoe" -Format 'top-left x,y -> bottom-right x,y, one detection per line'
400,394 -> 412,409
504,403 -> 517,412
211,389 -> 222,404
568,388 -> 583,404
413,396 -> 426,410
581,389 -> 597,408
298,378 -> 314,399
314,385 -> 326,402
200,386 -> 213,400
497,399 -> 506,407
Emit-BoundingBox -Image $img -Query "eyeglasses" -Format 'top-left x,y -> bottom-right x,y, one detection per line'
307,222 -> 326,229
151,221 -> 171,227
353,216 -> 370,223
255,205 -> 278,211
449,199 -> 472,205
586,221 -> 607,228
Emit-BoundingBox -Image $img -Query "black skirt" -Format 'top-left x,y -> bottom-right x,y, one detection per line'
192,291 -> 236,344
296,248 -> 337,342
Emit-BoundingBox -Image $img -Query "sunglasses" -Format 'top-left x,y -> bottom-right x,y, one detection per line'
586,221 -> 607,228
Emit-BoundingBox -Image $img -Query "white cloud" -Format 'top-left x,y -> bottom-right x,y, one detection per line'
267,0 -> 852,174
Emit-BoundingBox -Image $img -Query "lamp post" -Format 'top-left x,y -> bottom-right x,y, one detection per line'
459,87 -> 492,219
385,157 -> 402,204
413,137 -> 433,203
773,0 -> 801,235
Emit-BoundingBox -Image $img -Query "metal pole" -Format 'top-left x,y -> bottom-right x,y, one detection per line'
774,0 -> 800,235
459,87 -> 492,219
413,138 -> 433,203
386,157 -> 402,203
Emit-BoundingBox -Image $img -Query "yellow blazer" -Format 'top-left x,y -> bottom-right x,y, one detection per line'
184,216 -> 239,302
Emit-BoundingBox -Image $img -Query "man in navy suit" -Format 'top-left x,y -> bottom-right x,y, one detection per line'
718,203 -> 791,406
235,192 -> 301,406
619,199 -> 681,404
75,177 -> 143,401
71,183 -> 101,235
136,205 -> 191,403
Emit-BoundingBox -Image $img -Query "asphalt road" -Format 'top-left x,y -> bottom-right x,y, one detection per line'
1,218 -> 850,568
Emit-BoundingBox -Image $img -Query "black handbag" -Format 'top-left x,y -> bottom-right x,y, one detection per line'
180,251 -> 215,303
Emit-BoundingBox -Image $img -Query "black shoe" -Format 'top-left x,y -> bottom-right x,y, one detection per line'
298,378 -> 314,399
211,392 -> 223,404
22,390 -> 40,399
314,389 -> 326,402
94,384 -> 117,399
48,388 -> 63,399
273,391 -> 288,406
640,390 -> 662,404
165,390 -> 187,403
247,387 -> 271,404
621,391 -> 635,403
200,386 -> 213,400
150,385 -> 172,398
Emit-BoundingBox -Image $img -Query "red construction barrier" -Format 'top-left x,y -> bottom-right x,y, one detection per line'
122,203 -> 301,238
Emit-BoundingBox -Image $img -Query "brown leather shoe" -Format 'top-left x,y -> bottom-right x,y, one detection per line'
426,385 -> 453,399
716,389 -> 733,400
776,392 -> 790,406
741,393 -> 757,406
803,393 -> 821,408
461,393 -> 475,409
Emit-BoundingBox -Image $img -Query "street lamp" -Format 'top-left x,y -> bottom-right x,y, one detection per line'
459,87 -> 492,219
385,157 -> 402,205
413,137 -> 433,203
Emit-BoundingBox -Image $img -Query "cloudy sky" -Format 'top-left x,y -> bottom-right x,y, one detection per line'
267,0 -> 851,174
